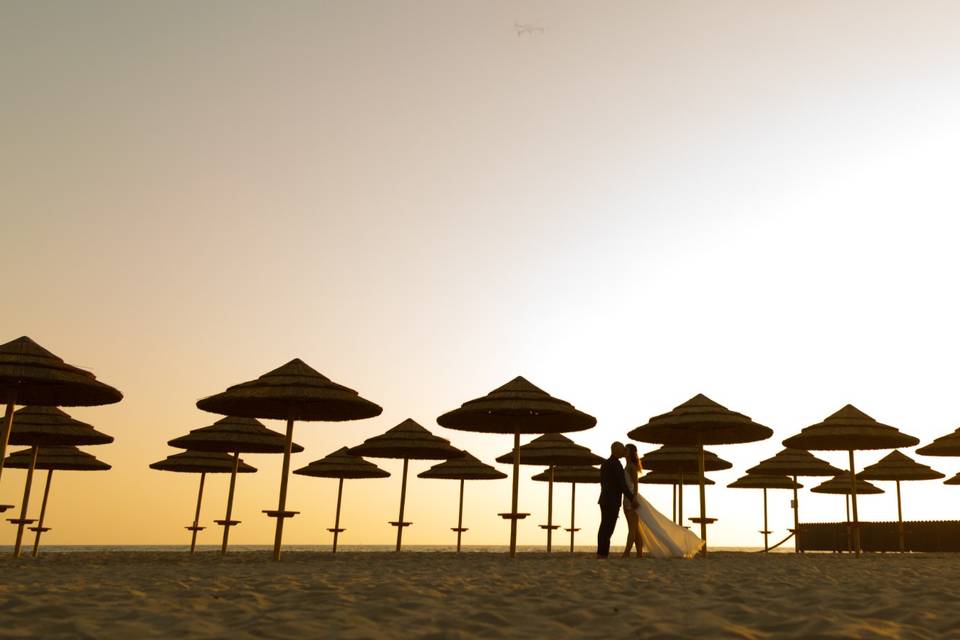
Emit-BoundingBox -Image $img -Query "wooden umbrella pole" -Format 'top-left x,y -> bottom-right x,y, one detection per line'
333,477 -> 344,553
679,470 -> 684,526
762,488 -> 769,552
13,445 -> 39,557
896,480 -> 904,553
190,472 -> 206,554
509,431 -> 520,558
569,482 -> 576,552
272,418 -> 295,562
546,465 -> 554,553
792,475 -> 801,553
395,457 -> 409,552
0,399 -> 15,483
220,452 -> 241,555
848,449 -> 860,557
456,478 -> 465,552
845,494 -> 851,553
31,469 -> 53,557
697,440 -> 707,557
672,483 -> 677,524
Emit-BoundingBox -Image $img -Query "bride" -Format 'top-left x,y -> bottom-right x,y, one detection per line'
622,444 -> 704,559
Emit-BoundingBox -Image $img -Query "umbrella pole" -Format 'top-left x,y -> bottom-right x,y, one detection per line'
762,488 -> 769,552
221,452 -> 240,555
697,440 -> 707,557
546,465 -> 554,553
509,431 -> 520,558
456,478 -> 464,552
848,449 -> 860,557
792,475 -> 800,553
395,457 -> 408,552
569,482 -> 576,552
0,399 -> 15,484
333,477 -> 344,553
672,483 -> 677,524
679,470 -> 684,526
31,469 -> 53,557
12,445 -> 39,557
190,472 -> 206,554
844,493 -> 850,553
272,418 -> 295,561
896,480 -> 904,553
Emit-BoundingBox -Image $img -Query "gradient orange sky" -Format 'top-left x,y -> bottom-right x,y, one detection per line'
3,1 -> 960,549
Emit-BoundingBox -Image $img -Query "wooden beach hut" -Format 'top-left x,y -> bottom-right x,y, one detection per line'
168,416 -> 304,554
196,358 -> 382,560
437,377 -> 597,557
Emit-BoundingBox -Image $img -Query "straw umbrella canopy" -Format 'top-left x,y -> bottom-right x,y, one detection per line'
419,452 -> 506,551
945,473 -> 960,485
167,416 -> 304,554
0,336 -> 121,512
783,405 -> 918,556
812,471 -> 884,547
728,474 -> 802,551
150,451 -> 256,553
350,418 -> 462,551
494,434 -> 602,552
746,448 -> 842,553
437,376 -> 596,557
629,394 -> 772,555
293,447 -> 389,552
917,427 -> 960,457
858,450 -> 944,552
531,465 -> 599,552
640,446 -> 732,527
5,406 -> 113,557
196,358 -> 382,560
3,445 -> 110,556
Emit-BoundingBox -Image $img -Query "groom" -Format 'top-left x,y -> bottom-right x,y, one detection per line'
596,441 -> 636,558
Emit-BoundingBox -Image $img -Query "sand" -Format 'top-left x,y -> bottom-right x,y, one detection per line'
0,551 -> 956,639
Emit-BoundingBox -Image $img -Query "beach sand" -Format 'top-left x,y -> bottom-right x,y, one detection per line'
0,551 -> 955,639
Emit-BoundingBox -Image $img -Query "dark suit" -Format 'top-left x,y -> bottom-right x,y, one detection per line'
596,455 -> 635,556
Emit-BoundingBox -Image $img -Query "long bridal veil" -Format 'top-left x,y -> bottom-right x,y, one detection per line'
634,494 -> 704,559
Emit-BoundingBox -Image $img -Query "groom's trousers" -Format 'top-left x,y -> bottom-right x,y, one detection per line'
597,505 -> 620,556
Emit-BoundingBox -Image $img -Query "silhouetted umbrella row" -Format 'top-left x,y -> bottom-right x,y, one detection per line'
728,473 -> 802,551
419,453 -> 505,551
641,445 -> 731,526
530,465 -> 600,552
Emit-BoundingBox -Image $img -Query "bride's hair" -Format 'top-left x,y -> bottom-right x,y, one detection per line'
625,443 -> 640,469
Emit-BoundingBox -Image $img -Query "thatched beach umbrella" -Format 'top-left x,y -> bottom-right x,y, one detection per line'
917,427 -> 960,458
437,377 -> 596,557
168,416 -> 304,554
629,394 -> 772,555
531,465 -> 600,552
293,447 -> 389,552
150,450 -> 256,553
858,450 -> 943,552
196,358 -> 382,560
727,474 -> 802,551
783,405 -> 918,557
945,473 -> 960,486
0,336 -> 121,512
3,445 -> 110,556
812,472 -> 884,551
5,406 -> 113,556
640,446 -> 732,526
419,452 -> 506,551
495,434 -> 602,552
747,448 -> 842,553
639,471 -> 715,524
350,419 -> 462,551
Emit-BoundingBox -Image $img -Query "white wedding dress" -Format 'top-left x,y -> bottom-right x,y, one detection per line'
624,470 -> 704,559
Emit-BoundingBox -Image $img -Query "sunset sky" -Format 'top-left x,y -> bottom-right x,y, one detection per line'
3,1 -> 960,550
